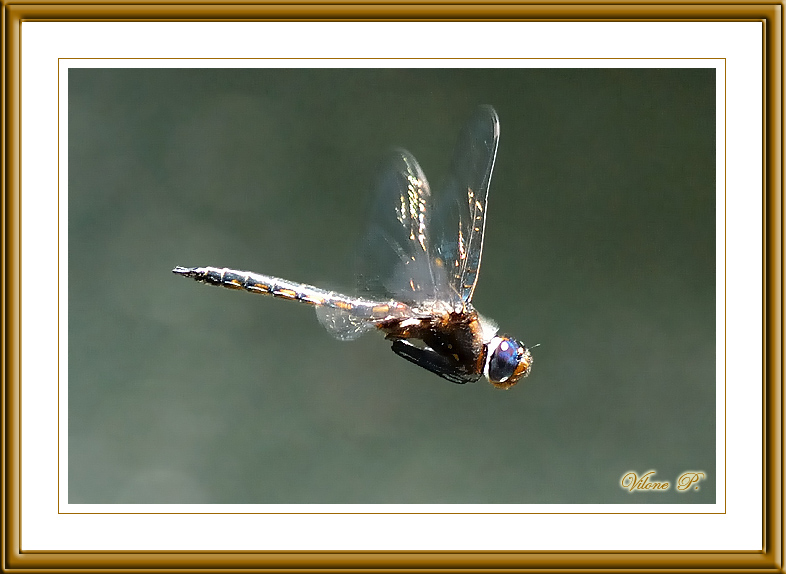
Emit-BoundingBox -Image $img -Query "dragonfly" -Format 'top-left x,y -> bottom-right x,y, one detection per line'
173,105 -> 533,389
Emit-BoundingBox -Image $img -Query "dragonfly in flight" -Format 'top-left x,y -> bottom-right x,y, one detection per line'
174,105 -> 533,389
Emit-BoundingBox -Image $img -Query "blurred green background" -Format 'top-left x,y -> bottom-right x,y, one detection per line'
68,68 -> 716,504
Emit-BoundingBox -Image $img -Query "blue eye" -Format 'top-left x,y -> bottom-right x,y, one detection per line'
487,337 -> 532,389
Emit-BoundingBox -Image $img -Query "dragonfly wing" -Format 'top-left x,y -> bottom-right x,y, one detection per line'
315,306 -> 377,341
433,105 -> 500,306
356,148 -> 449,305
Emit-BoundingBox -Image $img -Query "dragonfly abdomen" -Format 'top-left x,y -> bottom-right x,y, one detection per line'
172,266 -> 408,318
172,266 -> 342,305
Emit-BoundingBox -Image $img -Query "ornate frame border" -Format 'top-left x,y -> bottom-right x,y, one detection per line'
3,3 -> 782,572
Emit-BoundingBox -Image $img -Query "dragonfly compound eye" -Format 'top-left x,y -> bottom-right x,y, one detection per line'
486,337 -> 533,389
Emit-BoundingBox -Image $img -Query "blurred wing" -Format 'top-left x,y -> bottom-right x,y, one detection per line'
356,148 -> 449,305
315,306 -> 376,341
433,105 -> 500,306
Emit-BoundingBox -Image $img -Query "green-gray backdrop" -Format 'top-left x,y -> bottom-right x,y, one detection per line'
69,68 -> 715,504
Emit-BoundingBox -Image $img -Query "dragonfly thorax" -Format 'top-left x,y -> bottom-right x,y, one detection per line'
409,299 -> 463,317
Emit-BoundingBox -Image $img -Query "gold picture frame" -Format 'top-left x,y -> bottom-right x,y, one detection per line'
3,2 -> 782,572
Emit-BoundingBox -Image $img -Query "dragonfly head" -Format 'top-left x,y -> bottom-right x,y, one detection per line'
484,336 -> 533,390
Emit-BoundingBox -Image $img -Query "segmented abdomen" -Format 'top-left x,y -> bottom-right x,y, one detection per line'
172,266 -> 409,321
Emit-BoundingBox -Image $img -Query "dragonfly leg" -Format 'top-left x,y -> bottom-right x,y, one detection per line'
390,340 -> 478,385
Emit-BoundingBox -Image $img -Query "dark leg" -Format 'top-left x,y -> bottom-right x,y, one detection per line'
390,340 -> 479,384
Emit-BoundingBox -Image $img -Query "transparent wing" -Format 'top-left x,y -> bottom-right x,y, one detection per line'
355,148 -> 450,305
315,306 -> 377,341
433,105 -> 500,306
